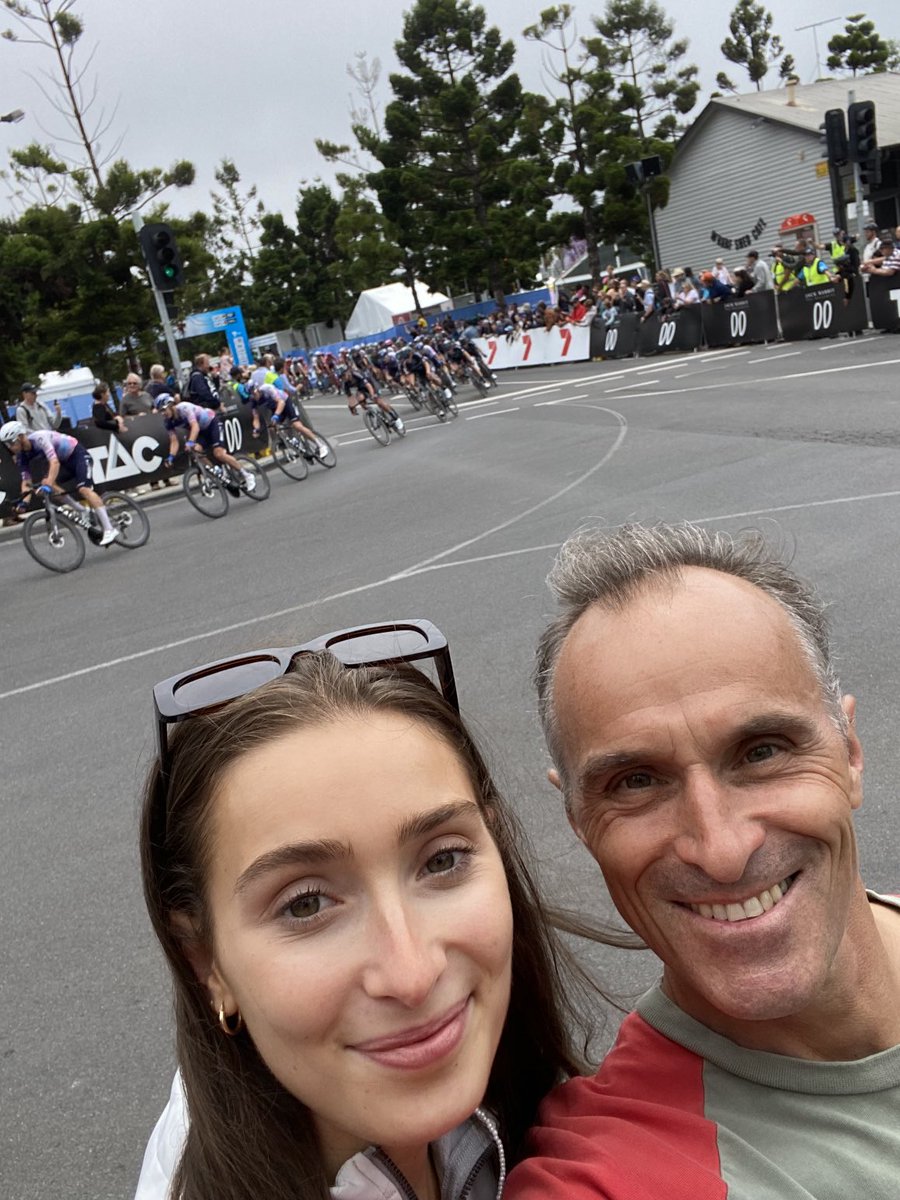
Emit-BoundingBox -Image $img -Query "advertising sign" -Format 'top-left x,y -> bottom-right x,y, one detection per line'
702,292 -> 778,348
638,306 -> 702,356
590,313 -> 640,360
777,284 -> 844,341
474,323 -> 590,369
182,306 -> 252,365
867,276 -> 900,332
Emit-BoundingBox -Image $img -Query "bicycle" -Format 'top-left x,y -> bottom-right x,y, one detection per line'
20,487 -> 150,573
421,380 -> 458,422
182,448 -> 270,518
353,394 -> 406,446
265,419 -> 337,481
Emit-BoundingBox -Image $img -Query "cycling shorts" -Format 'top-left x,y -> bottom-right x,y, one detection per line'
58,444 -> 94,490
197,417 -> 223,450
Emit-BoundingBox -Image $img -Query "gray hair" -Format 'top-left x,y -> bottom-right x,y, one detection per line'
149,364 -> 165,380
534,523 -> 846,800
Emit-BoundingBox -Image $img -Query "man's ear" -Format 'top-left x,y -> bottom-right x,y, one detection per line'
548,767 -> 587,846
841,694 -> 864,809
170,911 -> 232,1010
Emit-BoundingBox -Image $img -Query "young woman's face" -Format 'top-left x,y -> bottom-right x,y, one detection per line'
199,714 -> 513,1174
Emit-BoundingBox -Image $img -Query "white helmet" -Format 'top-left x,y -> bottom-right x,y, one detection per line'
0,420 -> 26,444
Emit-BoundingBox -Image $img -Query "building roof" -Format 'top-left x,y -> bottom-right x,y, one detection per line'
680,72 -> 900,152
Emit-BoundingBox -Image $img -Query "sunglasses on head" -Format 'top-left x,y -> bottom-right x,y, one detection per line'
153,619 -> 458,788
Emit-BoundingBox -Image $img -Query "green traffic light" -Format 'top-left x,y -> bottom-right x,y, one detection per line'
163,265 -> 176,278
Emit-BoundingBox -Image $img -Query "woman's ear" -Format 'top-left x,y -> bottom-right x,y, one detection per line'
170,911 -> 231,1007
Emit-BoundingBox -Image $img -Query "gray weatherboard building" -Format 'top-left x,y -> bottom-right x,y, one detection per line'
654,73 -> 900,276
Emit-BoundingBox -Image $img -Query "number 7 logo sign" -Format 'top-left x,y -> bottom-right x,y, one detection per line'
558,327 -> 572,356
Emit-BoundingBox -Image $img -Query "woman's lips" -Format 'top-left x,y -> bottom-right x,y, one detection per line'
351,997 -> 470,1071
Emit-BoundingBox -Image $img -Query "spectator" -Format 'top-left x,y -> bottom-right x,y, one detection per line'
861,222 -> 881,265
16,381 -> 62,431
91,383 -> 126,434
771,244 -> 798,292
732,267 -> 755,297
713,256 -> 733,286
746,248 -> 773,292
186,353 -> 221,410
797,246 -> 834,285
673,270 -> 699,307
700,270 -> 733,302
861,231 -> 900,278
120,373 -> 154,418
146,364 -> 180,403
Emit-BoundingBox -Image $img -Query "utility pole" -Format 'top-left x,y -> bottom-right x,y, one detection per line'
132,212 -> 182,382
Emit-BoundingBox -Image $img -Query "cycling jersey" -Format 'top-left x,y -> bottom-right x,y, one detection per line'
164,401 -> 217,432
16,431 -> 79,485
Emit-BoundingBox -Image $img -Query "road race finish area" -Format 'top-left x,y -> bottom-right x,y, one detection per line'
4,337 -> 900,1199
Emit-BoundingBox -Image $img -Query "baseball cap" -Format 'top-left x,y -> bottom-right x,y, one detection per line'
864,222 -> 878,230
747,249 -> 759,259
715,257 -> 724,264
21,381 -> 38,393
879,229 -> 894,243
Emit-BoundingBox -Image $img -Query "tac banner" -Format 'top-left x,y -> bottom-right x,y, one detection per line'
867,275 -> 900,332
0,403 -> 257,517
638,305 -> 702,356
702,292 -> 778,348
475,323 -> 591,370
591,313 -> 640,360
777,284 -> 845,341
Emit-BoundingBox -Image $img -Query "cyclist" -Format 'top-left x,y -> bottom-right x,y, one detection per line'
154,394 -> 256,492
0,421 -> 119,545
239,379 -> 328,458
341,364 -> 405,433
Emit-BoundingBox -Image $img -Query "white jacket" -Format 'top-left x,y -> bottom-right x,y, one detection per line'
135,1071 -> 504,1200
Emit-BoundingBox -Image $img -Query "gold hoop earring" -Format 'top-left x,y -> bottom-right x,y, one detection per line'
217,1003 -> 243,1036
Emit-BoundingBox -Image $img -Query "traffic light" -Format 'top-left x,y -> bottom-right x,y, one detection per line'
847,100 -> 876,163
138,222 -> 185,291
820,108 -> 848,167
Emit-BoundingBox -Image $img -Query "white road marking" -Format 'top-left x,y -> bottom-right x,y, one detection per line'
616,356 -> 900,399
466,407 -> 520,420
745,352 -> 802,364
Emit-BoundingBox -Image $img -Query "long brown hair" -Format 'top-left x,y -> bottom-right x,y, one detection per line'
141,654 -> 587,1200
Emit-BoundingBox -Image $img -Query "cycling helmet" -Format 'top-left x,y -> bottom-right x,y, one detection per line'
0,420 -> 26,444
153,393 -> 174,410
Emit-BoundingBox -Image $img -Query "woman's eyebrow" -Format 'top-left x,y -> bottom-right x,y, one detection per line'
395,800 -> 482,845
234,839 -> 347,895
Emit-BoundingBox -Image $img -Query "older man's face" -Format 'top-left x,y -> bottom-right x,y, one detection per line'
550,568 -> 863,1033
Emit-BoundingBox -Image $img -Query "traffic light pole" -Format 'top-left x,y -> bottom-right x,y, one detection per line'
131,212 -> 183,383
848,89 -> 870,238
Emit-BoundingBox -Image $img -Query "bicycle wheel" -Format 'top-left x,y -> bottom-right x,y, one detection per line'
308,431 -> 337,468
405,386 -> 424,411
364,408 -> 390,446
444,391 -> 459,418
468,368 -> 489,397
235,454 -> 270,501
427,385 -> 449,421
389,413 -> 407,438
22,508 -> 85,573
183,463 -> 229,518
103,491 -> 150,548
270,430 -> 309,481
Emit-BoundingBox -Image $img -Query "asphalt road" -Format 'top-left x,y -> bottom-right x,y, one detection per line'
4,332 -> 900,1199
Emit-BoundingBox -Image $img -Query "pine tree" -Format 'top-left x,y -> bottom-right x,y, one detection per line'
523,4 -> 619,286
827,13 -> 890,77
716,0 -> 795,93
362,0 -> 553,301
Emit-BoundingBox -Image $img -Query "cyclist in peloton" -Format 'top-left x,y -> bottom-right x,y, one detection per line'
154,394 -> 256,492
0,421 -> 119,544
239,378 -> 328,458
341,362 -> 405,432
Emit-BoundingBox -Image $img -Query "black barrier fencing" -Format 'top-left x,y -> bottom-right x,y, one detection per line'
638,305 -> 703,356
590,277 -> 896,363
776,282 -> 865,341
868,274 -> 900,333
702,292 -> 778,348
0,402 -> 258,518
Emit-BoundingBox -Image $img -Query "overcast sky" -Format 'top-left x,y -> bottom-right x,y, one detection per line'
1,0 -> 896,224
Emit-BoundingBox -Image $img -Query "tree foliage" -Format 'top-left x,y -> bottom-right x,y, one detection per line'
716,0 -> 795,93
362,0 -> 554,300
827,13 -> 891,76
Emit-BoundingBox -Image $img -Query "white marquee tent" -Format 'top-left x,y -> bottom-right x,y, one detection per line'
344,281 -> 450,339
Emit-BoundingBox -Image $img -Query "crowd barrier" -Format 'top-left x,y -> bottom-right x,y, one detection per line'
588,278 -> 898,361
474,323 -> 590,369
0,402 -> 259,518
